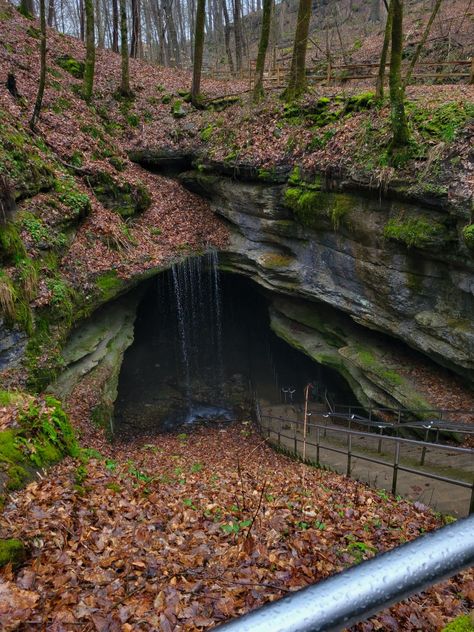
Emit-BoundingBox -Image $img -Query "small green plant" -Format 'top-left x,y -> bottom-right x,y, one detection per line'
200,123 -> 214,142
191,462 -> 203,473
183,498 -> 197,509
128,463 -> 153,483
126,113 -> 140,127
74,464 -> 88,485
54,176 -> 91,219
171,100 -> 186,118
21,215 -> 49,243
296,520 -> 309,530
220,519 -> 252,534
51,97 -> 71,114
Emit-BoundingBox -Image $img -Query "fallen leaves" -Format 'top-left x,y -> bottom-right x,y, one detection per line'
0,579 -> 38,631
1,422 -> 472,630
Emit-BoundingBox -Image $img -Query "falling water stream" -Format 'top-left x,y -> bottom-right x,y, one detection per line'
171,250 -> 227,422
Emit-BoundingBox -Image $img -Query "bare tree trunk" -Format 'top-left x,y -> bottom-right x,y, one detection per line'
30,0 -> 46,130
233,0 -> 243,72
120,0 -> 132,95
283,0 -> 312,101
376,0 -> 392,100
83,0 -> 95,102
47,0 -> 55,27
369,0 -> 381,22
95,0 -> 104,48
79,0 -> 85,40
130,0 -> 142,57
188,0 -> 195,63
20,0 -> 35,17
253,0 -> 272,101
154,1 -> 168,65
191,0 -> 205,104
163,0 -> 181,66
112,0 -> 119,52
222,0 -> 234,74
389,0 -> 409,147
403,0 -> 443,87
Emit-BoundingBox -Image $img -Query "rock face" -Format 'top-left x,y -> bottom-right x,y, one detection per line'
49,291 -> 141,431
179,170 -> 474,408
0,319 -> 27,373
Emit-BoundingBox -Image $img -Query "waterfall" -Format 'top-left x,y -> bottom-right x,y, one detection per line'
170,250 -> 224,416
171,265 -> 191,405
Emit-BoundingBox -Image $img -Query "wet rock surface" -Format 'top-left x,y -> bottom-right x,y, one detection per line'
178,171 -> 474,394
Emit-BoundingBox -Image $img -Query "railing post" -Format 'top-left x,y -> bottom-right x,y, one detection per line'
347,434 -> 352,477
377,427 -> 383,453
294,432 -> 297,456
420,428 -> 430,465
470,483 -> 474,515
316,426 -> 320,466
392,441 -> 401,496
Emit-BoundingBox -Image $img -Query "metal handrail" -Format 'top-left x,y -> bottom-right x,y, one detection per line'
322,411 -> 474,435
258,414 -> 474,514
213,516 -> 474,632
332,403 -> 474,419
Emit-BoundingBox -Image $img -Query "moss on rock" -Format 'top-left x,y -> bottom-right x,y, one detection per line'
56,55 -> 85,78
89,172 -> 151,218
462,224 -> 474,252
284,186 -> 352,230
0,395 -> 78,496
384,216 -> 448,249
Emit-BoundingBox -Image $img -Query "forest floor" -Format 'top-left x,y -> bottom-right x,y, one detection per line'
1,420 -> 473,631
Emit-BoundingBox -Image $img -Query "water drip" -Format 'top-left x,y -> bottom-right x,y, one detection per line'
170,250 -> 225,412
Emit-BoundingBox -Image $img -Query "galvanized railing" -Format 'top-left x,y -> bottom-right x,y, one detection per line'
257,413 -> 474,515
331,403 -> 474,424
213,515 -> 474,631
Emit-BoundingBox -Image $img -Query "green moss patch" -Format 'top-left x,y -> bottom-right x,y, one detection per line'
0,539 -> 26,568
442,615 -> 474,632
355,347 -> 403,387
56,54 -> 85,79
0,395 -> 77,497
260,254 -> 294,269
384,216 -> 448,249
0,115 -> 56,200
284,186 -> 353,230
408,101 -> 474,144
462,225 -> 474,252
95,270 -> 123,301
88,172 -> 151,218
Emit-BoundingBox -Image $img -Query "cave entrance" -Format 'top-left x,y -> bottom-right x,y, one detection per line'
114,255 -> 354,437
